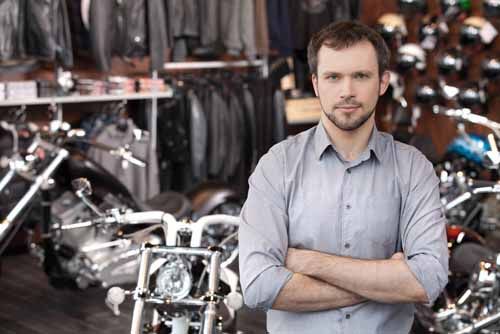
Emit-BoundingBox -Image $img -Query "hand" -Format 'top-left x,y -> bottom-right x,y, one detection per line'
286,248 -> 315,274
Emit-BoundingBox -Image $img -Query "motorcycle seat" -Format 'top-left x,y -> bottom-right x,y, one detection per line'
145,191 -> 192,220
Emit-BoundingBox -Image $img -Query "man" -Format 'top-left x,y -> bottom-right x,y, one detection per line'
238,21 -> 448,334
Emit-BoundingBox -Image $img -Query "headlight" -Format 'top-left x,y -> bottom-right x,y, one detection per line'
155,255 -> 192,301
202,224 -> 238,264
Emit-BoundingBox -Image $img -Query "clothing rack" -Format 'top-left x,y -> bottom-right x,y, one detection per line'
163,59 -> 269,78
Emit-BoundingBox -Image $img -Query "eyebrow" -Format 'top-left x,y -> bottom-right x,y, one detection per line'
321,70 -> 374,77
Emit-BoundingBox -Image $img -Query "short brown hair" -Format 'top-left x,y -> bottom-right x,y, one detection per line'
307,21 -> 390,78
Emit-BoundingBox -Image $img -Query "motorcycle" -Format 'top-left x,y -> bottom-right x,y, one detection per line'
415,180 -> 500,334
60,207 -> 242,334
0,114 -> 241,290
413,106 -> 500,333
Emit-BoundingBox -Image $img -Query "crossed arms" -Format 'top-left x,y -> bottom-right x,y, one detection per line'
272,250 -> 427,312
238,149 -> 449,312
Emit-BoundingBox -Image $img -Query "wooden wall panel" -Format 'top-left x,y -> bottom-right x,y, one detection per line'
361,0 -> 500,156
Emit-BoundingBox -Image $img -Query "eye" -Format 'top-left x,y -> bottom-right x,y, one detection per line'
326,74 -> 339,80
354,72 -> 369,79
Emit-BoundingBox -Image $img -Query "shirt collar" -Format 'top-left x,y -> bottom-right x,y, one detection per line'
314,121 -> 383,162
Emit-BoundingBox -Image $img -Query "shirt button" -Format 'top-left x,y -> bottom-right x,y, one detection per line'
345,314 -> 351,319
346,204 -> 351,210
344,243 -> 350,249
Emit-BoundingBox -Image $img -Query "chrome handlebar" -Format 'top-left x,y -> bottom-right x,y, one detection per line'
445,184 -> 500,211
432,106 -> 500,139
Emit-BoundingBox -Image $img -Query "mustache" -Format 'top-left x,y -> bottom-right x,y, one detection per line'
334,99 -> 361,108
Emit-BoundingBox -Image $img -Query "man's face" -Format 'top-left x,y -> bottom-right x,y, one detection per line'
312,40 -> 390,132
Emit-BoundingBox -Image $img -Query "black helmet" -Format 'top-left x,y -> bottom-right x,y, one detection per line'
458,84 -> 486,108
483,0 -> 500,17
460,16 -> 496,46
482,57 -> 500,79
376,13 -> 407,46
437,48 -> 466,76
396,43 -> 426,72
415,83 -> 440,104
399,0 -> 427,15
460,17 -> 482,45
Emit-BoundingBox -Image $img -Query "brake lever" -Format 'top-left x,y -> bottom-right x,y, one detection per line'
109,146 -> 146,168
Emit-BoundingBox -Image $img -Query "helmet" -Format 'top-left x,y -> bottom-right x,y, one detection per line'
482,57 -> 500,79
399,0 -> 427,15
376,13 -> 407,45
460,16 -> 497,45
388,71 -> 405,101
447,134 -> 490,166
441,0 -> 471,18
483,0 -> 500,17
437,48 -> 466,76
415,83 -> 440,104
457,83 -> 487,108
396,43 -> 426,72
419,21 -> 439,49
460,16 -> 486,45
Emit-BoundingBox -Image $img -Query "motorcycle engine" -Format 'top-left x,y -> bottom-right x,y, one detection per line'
50,191 -> 151,288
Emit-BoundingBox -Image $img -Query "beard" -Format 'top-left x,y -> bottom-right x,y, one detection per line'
319,96 -> 376,131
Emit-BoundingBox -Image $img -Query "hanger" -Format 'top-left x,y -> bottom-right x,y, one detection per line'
114,101 -> 128,132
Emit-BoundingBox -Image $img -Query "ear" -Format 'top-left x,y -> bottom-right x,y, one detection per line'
378,71 -> 390,96
312,74 -> 319,97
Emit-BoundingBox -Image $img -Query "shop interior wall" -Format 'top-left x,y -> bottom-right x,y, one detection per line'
1,0 -> 499,159
360,0 -> 500,157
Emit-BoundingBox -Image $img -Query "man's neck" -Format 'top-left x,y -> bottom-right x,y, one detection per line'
321,115 -> 374,162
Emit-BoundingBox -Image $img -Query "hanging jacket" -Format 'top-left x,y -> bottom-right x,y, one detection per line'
0,0 -> 26,62
87,119 -> 160,202
242,86 -> 258,170
224,90 -> 246,179
266,0 -> 293,56
0,0 -> 73,66
207,89 -> 228,179
188,90 -> 207,181
24,0 -> 73,67
220,0 -> 257,58
89,0 -> 168,72
289,0 -> 356,51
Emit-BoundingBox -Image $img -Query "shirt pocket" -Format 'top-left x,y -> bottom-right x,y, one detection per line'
353,196 -> 400,259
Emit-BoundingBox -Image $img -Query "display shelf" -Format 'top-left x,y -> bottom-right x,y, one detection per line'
0,91 -> 174,107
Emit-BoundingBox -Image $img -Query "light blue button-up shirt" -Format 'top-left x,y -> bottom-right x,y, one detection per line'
239,122 -> 448,334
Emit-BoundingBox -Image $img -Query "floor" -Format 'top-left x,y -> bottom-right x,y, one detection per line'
0,252 -> 266,334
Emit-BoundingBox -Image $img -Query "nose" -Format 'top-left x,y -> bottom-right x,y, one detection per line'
339,77 -> 355,99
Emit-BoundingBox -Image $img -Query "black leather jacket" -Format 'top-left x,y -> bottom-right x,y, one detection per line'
0,0 -> 73,67
0,0 -> 26,62
89,0 -> 168,72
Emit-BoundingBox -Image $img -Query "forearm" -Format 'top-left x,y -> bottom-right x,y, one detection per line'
272,273 -> 366,312
303,252 -> 427,304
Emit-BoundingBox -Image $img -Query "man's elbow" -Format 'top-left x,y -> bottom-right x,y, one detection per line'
413,286 -> 430,304
241,266 -> 293,310
406,254 -> 448,305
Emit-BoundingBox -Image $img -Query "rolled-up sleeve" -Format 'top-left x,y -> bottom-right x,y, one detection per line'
239,147 -> 293,310
401,153 -> 449,304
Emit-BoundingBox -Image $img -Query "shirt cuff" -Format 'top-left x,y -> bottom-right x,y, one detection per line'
406,253 -> 448,305
243,265 -> 294,311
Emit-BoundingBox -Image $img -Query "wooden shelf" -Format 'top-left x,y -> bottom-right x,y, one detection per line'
286,97 -> 321,125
